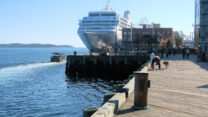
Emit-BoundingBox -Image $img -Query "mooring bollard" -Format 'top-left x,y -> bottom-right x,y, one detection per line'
113,84 -> 125,93
102,93 -> 116,105
133,71 -> 150,110
83,107 -> 98,117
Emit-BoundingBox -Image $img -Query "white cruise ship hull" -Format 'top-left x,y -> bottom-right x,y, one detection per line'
77,5 -> 135,52
78,30 -> 122,52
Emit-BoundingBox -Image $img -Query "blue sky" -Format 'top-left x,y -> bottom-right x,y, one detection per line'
0,0 -> 194,47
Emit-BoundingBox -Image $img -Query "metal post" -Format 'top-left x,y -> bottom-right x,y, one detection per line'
133,71 -> 150,110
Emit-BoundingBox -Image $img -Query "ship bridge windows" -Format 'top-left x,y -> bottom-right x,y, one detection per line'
101,13 -> 116,16
80,25 -> 116,28
89,13 -> 116,17
81,24 -> 117,27
79,27 -> 115,30
89,14 -> 100,16
82,21 -> 118,23
81,22 -> 118,25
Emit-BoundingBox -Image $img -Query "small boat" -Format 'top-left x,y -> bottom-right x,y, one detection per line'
50,52 -> 65,62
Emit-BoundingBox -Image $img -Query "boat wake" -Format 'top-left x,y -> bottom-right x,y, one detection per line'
0,62 -> 66,84
0,62 -> 65,73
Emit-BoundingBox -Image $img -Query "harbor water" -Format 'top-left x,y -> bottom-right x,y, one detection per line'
0,48 -> 116,117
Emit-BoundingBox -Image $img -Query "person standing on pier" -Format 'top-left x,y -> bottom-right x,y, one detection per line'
160,48 -> 164,58
150,51 -> 155,68
182,48 -> 186,59
165,48 -> 169,58
186,48 -> 190,59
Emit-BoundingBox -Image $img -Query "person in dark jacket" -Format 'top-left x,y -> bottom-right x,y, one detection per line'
151,56 -> 161,70
182,48 -> 186,59
166,48 -> 169,58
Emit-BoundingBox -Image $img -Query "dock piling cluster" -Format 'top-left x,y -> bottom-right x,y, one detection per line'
65,54 -> 148,80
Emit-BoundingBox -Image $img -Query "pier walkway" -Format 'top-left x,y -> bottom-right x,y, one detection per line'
116,55 -> 208,117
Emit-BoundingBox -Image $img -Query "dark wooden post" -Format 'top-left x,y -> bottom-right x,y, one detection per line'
133,71 -> 150,110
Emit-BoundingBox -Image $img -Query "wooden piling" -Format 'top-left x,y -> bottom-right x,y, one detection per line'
134,71 -> 150,109
65,55 -> 149,80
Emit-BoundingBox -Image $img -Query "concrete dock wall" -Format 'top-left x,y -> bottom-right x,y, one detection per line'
91,63 -> 149,117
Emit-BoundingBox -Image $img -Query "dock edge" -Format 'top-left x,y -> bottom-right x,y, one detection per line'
91,63 -> 149,117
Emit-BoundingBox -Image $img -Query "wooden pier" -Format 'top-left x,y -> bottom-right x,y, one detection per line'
116,55 -> 208,117
65,54 -> 148,80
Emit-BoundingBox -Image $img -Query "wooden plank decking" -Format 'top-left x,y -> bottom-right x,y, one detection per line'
116,55 -> 208,117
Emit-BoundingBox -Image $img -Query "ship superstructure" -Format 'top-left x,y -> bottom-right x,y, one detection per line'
78,2 -> 136,52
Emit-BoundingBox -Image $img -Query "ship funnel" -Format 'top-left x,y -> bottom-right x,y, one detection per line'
124,11 -> 130,20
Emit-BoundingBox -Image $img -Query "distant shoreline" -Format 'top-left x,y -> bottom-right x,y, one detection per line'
0,43 -> 73,48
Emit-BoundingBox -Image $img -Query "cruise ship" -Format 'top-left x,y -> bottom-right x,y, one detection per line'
78,2 -> 136,52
